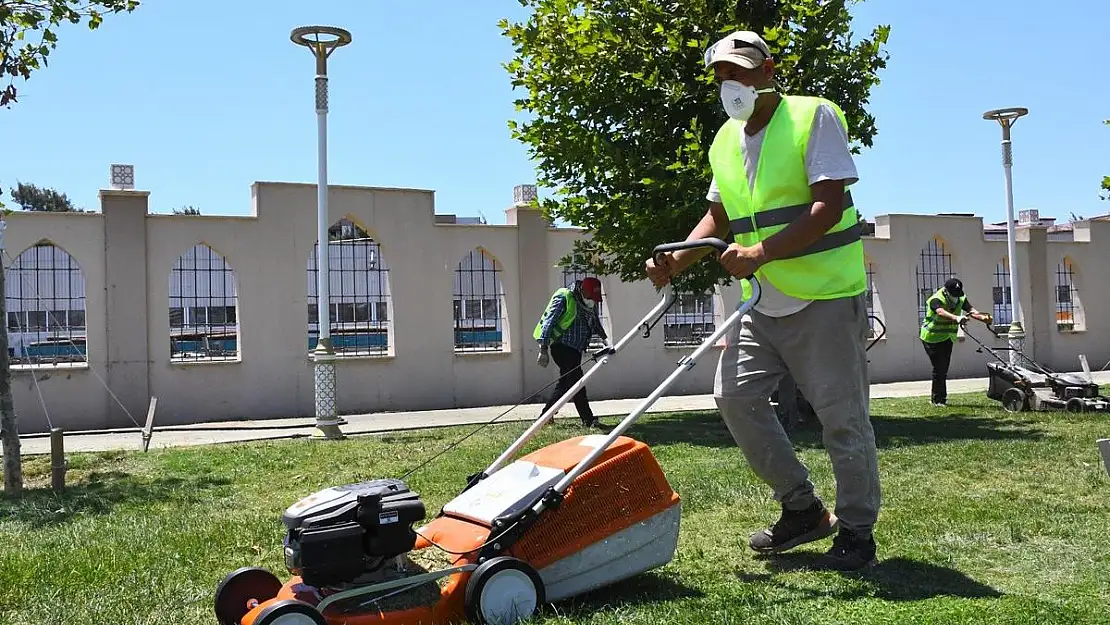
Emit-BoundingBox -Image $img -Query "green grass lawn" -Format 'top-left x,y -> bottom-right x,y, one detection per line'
2,393 -> 1109,624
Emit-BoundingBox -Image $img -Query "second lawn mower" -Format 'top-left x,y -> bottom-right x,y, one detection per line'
965,326 -> 1109,413
214,238 -> 759,625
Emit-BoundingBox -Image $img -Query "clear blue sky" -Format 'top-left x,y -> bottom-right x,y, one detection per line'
2,0 -> 1108,225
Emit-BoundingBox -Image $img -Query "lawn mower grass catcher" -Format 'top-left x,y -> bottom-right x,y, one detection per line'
965,326 -> 1110,414
214,238 -> 758,625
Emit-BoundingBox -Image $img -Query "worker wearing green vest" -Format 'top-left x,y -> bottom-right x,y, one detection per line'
645,31 -> 878,571
920,277 -> 993,406
533,277 -> 609,427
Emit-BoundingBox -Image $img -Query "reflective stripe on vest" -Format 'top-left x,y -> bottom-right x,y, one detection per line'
707,94 -> 866,301
919,288 -> 965,343
533,288 -> 577,341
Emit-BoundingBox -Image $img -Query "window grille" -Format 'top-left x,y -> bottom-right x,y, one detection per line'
663,291 -> 715,347
992,260 -> 1013,331
453,249 -> 507,353
307,219 -> 391,356
1055,259 -> 1078,331
915,238 -> 953,325
169,244 -> 238,361
4,243 -> 87,367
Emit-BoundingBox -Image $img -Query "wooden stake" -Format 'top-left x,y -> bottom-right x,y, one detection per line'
50,428 -> 66,493
141,397 -> 157,453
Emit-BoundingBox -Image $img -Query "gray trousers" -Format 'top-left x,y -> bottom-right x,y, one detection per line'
713,293 -> 880,533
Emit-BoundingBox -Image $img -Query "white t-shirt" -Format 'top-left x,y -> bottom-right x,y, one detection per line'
707,102 -> 859,317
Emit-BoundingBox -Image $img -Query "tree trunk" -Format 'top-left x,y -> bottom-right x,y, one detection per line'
0,251 -> 22,497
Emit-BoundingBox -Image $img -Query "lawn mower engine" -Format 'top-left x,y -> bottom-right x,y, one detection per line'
280,478 -> 427,588
1048,373 -> 1101,401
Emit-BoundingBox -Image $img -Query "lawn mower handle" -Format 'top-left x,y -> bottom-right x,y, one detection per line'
651,238 -> 755,279
963,325 -> 1013,364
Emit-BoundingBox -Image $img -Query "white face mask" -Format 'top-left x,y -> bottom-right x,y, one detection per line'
719,80 -> 775,121
583,299 -> 597,310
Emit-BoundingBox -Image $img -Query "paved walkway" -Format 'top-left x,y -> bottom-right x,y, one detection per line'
13,372 -> 1110,456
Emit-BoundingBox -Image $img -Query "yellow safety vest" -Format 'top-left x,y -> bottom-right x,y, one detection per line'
533,288 -> 577,341
920,288 -> 966,343
707,94 -> 866,301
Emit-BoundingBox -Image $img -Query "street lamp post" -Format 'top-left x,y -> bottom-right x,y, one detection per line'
983,107 -> 1029,368
292,25 -> 352,440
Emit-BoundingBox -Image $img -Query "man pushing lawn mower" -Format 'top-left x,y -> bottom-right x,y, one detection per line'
645,31 -> 880,571
534,277 -> 610,428
919,277 -> 993,407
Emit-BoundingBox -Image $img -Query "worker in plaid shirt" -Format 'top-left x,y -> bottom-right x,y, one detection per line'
535,278 -> 609,428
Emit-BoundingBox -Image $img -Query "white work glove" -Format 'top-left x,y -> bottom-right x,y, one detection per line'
537,346 -> 550,368
956,315 -> 969,326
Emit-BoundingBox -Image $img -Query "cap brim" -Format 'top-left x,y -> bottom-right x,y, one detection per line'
708,54 -> 761,70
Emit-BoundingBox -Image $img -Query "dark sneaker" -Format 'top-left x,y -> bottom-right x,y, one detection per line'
749,499 -> 838,554
819,529 -> 878,571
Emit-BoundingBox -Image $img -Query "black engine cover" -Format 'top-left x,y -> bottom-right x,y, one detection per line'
281,478 -> 426,587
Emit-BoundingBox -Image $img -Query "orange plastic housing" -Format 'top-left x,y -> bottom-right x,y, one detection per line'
239,435 -> 679,625
510,435 -> 680,569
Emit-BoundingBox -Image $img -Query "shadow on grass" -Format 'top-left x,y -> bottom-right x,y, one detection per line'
626,411 -> 738,448
543,571 -> 704,617
741,554 -> 1003,602
627,411 -> 1046,450
0,469 -> 230,528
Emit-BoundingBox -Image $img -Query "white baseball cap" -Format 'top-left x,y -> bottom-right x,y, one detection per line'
704,30 -> 773,70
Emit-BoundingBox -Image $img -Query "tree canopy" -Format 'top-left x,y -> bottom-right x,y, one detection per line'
1,0 -> 140,107
10,182 -> 81,211
500,0 -> 890,294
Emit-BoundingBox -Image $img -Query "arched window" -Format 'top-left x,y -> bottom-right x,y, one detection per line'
993,258 -> 1013,331
169,244 -> 239,362
307,218 -> 392,357
4,242 -> 87,367
453,248 -> 508,353
1055,258 -> 1084,332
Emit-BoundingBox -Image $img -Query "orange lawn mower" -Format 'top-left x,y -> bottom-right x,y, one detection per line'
213,238 -> 759,625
